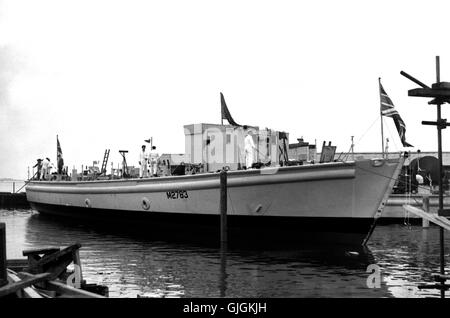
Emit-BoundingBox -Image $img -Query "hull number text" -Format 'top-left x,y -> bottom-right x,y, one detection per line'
166,190 -> 189,199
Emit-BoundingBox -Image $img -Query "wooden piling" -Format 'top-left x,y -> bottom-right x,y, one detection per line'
423,196 -> 430,228
0,223 -> 7,288
220,169 -> 227,246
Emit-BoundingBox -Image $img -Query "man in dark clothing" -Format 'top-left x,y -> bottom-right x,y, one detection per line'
33,159 -> 43,180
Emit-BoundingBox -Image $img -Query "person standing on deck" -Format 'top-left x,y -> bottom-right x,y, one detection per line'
139,145 -> 148,178
244,126 -> 256,169
41,157 -> 50,180
149,146 -> 159,177
48,160 -> 54,179
33,159 -> 43,180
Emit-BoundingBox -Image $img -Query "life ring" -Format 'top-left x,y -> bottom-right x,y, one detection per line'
142,197 -> 151,210
85,198 -> 91,208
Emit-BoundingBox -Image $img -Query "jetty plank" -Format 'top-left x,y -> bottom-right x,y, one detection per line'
6,259 -> 28,272
23,247 -> 60,257
45,280 -> 105,298
6,269 -> 43,298
18,272 -> 105,298
403,204 -> 450,231
0,272 -> 51,297
25,243 -> 81,279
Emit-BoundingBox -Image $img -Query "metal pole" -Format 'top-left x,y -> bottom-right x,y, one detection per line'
0,223 -> 6,287
220,169 -> 228,246
12,182 -> 15,194
435,56 -> 445,298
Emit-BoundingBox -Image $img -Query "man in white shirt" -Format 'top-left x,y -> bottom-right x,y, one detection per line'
149,146 -> 159,177
244,127 -> 256,169
41,158 -> 50,180
139,145 -> 148,178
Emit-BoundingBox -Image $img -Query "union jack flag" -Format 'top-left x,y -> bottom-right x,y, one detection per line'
57,135 -> 64,173
380,81 -> 413,147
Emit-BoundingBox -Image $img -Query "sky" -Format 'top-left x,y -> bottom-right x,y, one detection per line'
1,0 -> 450,179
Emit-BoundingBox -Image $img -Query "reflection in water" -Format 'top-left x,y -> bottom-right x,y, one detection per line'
3,209 -> 449,298
369,224 -> 450,298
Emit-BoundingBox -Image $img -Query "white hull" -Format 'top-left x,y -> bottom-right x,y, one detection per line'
26,157 -> 404,245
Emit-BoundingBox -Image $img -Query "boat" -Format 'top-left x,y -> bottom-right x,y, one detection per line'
26,154 -> 405,247
24,92 -> 407,246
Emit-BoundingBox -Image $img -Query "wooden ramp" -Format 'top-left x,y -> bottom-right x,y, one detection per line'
403,204 -> 450,231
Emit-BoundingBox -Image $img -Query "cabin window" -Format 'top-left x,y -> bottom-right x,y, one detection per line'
226,134 -> 231,144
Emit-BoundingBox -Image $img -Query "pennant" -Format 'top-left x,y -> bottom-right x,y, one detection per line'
221,92 -> 241,126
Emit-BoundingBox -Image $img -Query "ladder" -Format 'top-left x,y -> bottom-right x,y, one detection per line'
100,149 -> 110,175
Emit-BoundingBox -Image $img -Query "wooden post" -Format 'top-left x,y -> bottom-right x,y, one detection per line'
422,196 -> 430,228
220,169 -> 227,246
0,223 -> 7,288
72,249 -> 84,287
219,247 -> 227,297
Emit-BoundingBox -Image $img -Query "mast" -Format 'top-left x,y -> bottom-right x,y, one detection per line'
351,136 -> 354,161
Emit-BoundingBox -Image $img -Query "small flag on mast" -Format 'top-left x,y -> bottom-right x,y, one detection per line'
379,81 -> 413,147
220,92 -> 241,126
57,135 -> 64,174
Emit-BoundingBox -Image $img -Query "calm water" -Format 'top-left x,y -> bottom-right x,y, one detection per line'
1,209 -> 450,298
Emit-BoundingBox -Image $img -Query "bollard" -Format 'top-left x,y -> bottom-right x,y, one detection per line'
220,169 -> 227,246
422,196 -> 430,228
0,223 -> 6,287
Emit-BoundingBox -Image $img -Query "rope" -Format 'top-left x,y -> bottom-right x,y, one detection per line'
337,116 -> 379,162
15,172 -> 38,193
356,163 -> 437,194
384,119 -> 400,153
356,160 -> 437,229
404,156 -> 411,227
355,116 -> 380,145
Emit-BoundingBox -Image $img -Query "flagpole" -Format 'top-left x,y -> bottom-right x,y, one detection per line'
379,78 -> 385,158
220,92 -> 223,125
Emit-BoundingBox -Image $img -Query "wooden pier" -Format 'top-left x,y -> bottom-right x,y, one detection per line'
0,192 -> 30,209
0,222 -> 108,298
